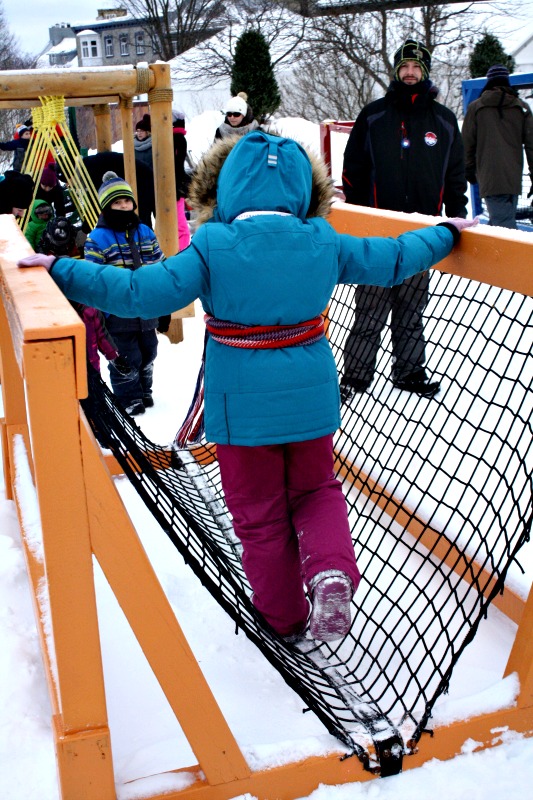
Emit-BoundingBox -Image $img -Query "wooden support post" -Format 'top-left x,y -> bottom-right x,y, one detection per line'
120,97 -> 138,203
93,103 -> 113,152
148,61 -> 195,340
22,337 -> 115,799
148,63 -> 178,256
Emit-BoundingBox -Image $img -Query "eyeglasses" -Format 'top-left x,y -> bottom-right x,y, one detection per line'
226,112 -> 243,118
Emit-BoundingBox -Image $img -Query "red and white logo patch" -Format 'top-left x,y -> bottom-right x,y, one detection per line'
424,131 -> 438,147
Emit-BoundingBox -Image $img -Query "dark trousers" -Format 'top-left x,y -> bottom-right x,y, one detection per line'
108,329 -> 158,404
217,434 -> 360,636
485,194 -> 518,230
343,271 -> 429,384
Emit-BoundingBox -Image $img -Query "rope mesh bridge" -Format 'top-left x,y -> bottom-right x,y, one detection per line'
82,268 -> 533,775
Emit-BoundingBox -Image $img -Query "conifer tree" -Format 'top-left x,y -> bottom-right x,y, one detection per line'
230,30 -> 281,122
469,33 -> 516,78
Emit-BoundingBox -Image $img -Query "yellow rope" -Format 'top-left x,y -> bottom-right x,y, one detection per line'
21,95 -> 101,235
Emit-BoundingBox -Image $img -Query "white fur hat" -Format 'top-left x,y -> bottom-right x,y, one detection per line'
224,93 -> 248,116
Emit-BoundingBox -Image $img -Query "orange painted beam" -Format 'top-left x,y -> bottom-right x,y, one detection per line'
80,419 -> 251,786
328,203 -> 533,297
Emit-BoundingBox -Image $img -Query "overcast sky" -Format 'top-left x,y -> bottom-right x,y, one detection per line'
3,0 -> 105,55
3,0 -> 532,61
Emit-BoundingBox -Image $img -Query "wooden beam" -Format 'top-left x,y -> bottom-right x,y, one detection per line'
0,66 -> 154,101
328,203 -> 533,297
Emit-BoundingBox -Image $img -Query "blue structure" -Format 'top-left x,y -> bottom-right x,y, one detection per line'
461,71 -> 533,230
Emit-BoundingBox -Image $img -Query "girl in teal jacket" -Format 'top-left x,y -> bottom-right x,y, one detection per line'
19,131 -> 473,643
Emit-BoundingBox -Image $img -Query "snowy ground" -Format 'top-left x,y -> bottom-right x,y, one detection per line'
2,112 -> 533,799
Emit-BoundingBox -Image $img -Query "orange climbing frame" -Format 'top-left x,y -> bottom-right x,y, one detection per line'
1,198 -> 533,799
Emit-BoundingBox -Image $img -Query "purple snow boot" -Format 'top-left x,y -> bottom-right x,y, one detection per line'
309,570 -> 353,642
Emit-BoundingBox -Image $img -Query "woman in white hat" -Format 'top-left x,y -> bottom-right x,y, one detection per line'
215,92 -> 259,140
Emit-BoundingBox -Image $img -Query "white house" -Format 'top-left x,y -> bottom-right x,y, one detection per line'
510,22 -> 533,73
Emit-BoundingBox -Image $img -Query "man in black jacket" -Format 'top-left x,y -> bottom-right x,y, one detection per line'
341,39 -> 467,400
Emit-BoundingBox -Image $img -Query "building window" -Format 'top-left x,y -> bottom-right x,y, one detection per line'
105,36 -> 114,57
82,39 -> 98,58
135,32 -> 145,55
120,34 -> 129,56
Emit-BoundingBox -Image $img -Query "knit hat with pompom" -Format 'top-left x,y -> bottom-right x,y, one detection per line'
224,92 -> 248,116
98,171 -> 136,210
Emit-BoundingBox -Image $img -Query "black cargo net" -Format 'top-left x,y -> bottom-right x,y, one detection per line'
83,268 -> 532,775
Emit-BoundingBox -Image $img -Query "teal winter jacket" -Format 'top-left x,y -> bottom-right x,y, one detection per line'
48,131 -> 455,446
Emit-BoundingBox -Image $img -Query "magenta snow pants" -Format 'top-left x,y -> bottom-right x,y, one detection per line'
217,434 -> 361,636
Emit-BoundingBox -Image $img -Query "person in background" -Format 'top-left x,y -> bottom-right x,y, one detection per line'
36,163 -> 66,216
18,131 -> 477,643
0,170 -> 34,218
0,124 -> 32,171
36,213 -> 128,445
82,170 -> 164,416
24,199 -> 54,250
134,114 -> 153,170
341,39 -> 468,401
37,216 -> 82,259
171,108 -> 191,252
215,92 -> 259,140
462,64 -> 533,230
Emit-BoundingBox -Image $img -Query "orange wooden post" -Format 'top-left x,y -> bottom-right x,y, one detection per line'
0,217 -> 116,799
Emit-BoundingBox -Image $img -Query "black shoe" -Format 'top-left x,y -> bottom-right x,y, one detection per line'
340,378 -> 372,404
125,400 -> 145,416
393,370 -> 440,398
143,394 -> 154,408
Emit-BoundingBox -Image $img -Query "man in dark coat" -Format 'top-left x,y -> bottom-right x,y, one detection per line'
462,64 -> 533,229
341,39 -> 468,400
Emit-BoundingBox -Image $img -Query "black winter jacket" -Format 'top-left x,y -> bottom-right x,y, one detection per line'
342,80 -> 467,218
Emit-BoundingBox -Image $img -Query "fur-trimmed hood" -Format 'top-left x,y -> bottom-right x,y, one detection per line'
188,131 -> 334,226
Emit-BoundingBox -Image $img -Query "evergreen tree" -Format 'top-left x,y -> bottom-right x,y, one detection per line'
230,30 -> 281,122
469,33 -> 516,78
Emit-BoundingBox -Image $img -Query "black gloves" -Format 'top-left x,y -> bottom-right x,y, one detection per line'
157,315 -> 171,333
112,354 -> 131,375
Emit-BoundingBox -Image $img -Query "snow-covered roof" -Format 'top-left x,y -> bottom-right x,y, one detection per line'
35,52 -> 79,70
46,38 -> 77,55
70,14 -> 137,31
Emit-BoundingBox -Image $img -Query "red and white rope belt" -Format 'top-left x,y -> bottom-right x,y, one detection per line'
174,314 -> 325,448
204,314 -> 325,348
